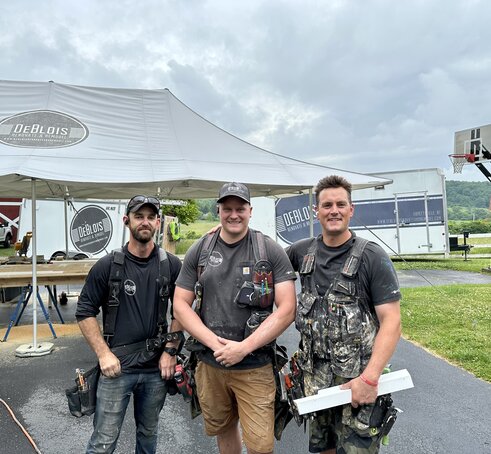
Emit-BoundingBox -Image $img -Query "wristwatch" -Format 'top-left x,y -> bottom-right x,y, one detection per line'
163,346 -> 178,356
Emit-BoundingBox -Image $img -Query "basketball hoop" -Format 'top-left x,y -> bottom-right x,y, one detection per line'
449,153 -> 475,173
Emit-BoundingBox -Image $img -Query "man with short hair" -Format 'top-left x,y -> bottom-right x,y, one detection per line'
286,175 -> 401,454
76,195 -> 183,454
173,182 -> 297,454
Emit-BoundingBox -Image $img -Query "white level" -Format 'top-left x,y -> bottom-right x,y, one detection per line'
294,369 -> 414,415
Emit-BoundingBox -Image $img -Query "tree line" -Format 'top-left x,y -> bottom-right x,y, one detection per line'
446,180 -> 491,221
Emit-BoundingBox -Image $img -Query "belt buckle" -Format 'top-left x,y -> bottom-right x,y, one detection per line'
146,338 -> 156,352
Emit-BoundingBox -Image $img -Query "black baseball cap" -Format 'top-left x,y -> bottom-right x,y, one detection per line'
217,182 -> 251,204
126,195 -> 160,215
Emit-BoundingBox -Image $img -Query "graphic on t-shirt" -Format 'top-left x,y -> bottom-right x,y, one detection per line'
124,279 -> 136,296
208,251 -> 223,267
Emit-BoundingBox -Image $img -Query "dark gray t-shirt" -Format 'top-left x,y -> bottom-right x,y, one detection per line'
177,229 -> 296,369
286,232 -> 401,309
76,245 -> 182,373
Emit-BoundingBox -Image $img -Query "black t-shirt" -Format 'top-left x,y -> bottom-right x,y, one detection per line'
76,244 -> 182,373
177,230 -> 296,369
286,232 -> 401,309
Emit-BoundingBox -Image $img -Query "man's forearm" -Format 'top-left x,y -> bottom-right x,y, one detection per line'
78,317 -> 112,359
363,307 -> 401,381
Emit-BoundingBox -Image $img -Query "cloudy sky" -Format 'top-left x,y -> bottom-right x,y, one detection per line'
2,0 -> 491,182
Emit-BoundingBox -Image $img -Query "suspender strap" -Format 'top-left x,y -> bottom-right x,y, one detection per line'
299,238 -> 317,275
158,247 -> 170,327
197,229 -> 221,280
104,249 -> 125,340
341,237 -> 369,277
250,228 -> 267,261
298,238 -> 317,296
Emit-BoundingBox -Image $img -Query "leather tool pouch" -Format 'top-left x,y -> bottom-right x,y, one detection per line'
65,364 -> 100,417
234,259 -> 275,309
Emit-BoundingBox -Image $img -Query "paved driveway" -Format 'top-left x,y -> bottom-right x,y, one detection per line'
1,269 -> 490,453
397,269 -> 491,287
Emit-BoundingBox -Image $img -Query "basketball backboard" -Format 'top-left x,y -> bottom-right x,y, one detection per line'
454,124 -> 491,162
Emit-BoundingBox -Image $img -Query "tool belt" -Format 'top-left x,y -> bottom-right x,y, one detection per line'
110,331 -> 185,357
65,331 -> 185,418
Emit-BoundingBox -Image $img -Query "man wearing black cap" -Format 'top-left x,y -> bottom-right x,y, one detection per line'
76,195 -> 183,454
174,182 -> 297,454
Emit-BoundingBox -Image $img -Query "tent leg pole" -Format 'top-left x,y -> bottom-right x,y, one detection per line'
15,179 -> 54,357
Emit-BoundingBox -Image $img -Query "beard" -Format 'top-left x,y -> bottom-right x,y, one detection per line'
130,225 -> 156,244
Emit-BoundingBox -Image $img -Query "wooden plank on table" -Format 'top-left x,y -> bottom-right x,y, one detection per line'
0,260 -> 97,288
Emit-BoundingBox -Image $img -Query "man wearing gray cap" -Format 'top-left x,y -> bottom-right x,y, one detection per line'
174,182 -> 297,454
76,195 -> 183,454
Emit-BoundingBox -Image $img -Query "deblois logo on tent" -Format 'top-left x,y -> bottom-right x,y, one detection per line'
0,110 -> 89,148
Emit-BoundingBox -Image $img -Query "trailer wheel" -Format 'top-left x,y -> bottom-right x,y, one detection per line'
50,251 -> 66,261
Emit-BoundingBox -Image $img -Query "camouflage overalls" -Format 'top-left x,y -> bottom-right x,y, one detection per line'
296,237 -> 382,454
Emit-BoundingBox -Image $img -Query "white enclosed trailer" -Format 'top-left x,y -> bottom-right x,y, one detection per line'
250,168 -> 449,256
17,198 -> 128,260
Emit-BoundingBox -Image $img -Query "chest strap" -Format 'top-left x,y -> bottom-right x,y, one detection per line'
103,247 -> 171,349
104,249 -> 125,339
197,229 -> 221,281
341,237 -> 369,277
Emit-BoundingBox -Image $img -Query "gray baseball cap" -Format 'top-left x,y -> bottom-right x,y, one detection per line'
217,182 -> 251,203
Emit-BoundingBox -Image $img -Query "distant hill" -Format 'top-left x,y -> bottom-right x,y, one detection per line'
446,180 -> 491,220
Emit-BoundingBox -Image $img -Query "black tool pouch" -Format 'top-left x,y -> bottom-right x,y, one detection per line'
253,259 -> 274,308
184,335 -> 206,353
350,394 -> 396,435
65,365 -> 100,417
244,310 -> 271,341
183,351 -> 202,419
369,394 -> 394,428
234,281 -> 263,308
65,386 -> 83,418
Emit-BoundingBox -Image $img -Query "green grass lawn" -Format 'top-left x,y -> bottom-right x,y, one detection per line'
392,257 -> 491,273
180,220 -> 218,238
175,220 -> 218,255
401,285 -> 491,382
0,246 -> 14,257
393,254 -> 490,382
466,236 -> 491,246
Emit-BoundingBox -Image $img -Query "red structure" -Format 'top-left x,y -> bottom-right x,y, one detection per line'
0,198 -> 22,242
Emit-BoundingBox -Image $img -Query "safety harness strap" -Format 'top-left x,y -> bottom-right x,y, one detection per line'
250,228 -> 268,262
104,247 -> 171,350
341,237 -> 369,277
197,229 -> 221,280
157,248 -> 171,328
104,249 -> 125,339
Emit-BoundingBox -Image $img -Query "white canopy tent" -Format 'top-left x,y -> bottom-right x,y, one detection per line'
0,80 -> 391,198
0,80 -> 392,355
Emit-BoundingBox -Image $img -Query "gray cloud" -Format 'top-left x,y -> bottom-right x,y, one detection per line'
2,0 -> 491,181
